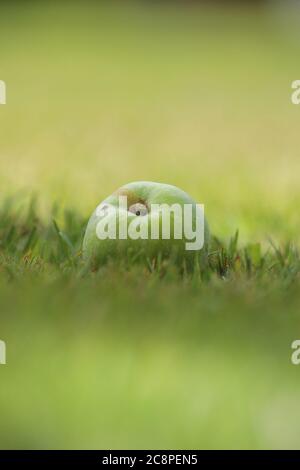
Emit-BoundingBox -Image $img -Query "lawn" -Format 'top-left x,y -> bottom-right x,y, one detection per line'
0,1 -> 300,449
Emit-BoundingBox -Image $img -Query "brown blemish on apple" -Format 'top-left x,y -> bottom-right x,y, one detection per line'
114,188 -> 148,210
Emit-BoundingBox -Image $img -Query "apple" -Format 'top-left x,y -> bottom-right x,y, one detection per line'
83,181 -> 209,269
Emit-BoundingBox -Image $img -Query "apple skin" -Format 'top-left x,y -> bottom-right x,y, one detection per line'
83,181 -> 209,269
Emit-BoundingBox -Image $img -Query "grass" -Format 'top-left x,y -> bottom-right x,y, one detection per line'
0,197 -> 299,449
1,195 -> 299,283
1,0 -> 300,449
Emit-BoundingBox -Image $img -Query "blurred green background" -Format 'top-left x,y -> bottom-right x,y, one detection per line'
1,0 -> 299,242
0,0 -> 300,449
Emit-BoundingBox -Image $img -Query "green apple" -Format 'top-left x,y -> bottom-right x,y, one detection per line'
83,181 -> 209,269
